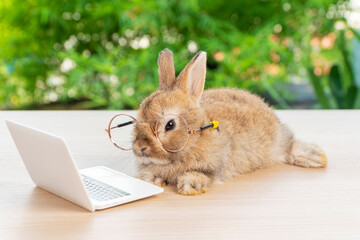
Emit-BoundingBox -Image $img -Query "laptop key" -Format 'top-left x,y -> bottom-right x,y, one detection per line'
81,174 -> 130,202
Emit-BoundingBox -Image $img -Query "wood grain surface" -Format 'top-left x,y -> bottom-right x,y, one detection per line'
0,110 -> 359,240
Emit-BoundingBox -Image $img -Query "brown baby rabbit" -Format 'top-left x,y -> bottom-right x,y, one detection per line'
132,49 -> 327,195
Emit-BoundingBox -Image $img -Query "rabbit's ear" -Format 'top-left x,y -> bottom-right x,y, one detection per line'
176,51 -> 207,103
158,49 -> 176,90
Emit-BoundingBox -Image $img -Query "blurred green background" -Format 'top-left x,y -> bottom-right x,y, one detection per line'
1,0 -> 360,110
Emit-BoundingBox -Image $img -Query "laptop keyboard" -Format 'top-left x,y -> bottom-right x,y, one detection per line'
81,175 -> 130,202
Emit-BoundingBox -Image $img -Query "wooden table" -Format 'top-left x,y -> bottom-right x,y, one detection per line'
0,110 -> 359,239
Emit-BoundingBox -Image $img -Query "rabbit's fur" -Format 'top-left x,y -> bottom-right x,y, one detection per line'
133,49 -> 327,195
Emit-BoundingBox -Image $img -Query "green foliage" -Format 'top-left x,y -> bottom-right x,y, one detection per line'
0,0 -> 354,109
308,68 -> 332,109
308,29 -> 360,109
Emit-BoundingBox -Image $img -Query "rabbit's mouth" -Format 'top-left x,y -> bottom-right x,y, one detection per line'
133,145 -> 170,165
136,155 -> 170,166
134,150 -> 170,165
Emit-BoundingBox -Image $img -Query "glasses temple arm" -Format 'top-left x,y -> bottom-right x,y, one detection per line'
116,120 -> 134,128
105,120 -> 134,133
189,121 -> 219,134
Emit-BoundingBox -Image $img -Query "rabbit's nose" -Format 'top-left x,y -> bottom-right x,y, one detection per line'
140,147 -> 150,157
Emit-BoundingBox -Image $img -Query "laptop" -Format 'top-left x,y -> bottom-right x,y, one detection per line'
6,120 -> 163,212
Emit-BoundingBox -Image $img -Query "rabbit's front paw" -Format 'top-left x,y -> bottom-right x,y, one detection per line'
139,171 -> 167,187
177,171 -> 211,196
154,177 -> 167,187
138,171 -> 155,183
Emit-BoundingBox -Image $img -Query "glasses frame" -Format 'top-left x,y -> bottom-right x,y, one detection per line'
105,113 -> 204,153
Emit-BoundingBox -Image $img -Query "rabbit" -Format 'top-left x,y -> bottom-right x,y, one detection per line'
132,48 -> 327,195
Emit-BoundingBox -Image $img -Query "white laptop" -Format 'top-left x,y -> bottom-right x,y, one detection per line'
6,120 -> 163,212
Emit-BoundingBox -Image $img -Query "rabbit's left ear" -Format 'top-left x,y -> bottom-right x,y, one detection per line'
176,51 -> 207,104
158,49 -> 176,90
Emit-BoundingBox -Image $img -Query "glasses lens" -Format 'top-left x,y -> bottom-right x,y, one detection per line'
109,115 -> 136,150
156,115 -> 189,151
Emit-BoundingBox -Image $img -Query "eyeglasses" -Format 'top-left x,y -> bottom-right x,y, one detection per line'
105,113 -> 218,152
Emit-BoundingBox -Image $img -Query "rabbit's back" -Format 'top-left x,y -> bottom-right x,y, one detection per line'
201,88 -> 278,133
200,88 -> 290,176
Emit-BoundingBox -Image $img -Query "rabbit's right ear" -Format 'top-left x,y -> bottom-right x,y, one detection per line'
158,49 -> 176,90
175,51 -> 207,104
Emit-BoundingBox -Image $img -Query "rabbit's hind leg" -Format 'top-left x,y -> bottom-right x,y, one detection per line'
288,140 -> 328,168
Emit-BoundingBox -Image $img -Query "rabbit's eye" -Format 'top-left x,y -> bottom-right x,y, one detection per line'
165,119 -> 176,131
